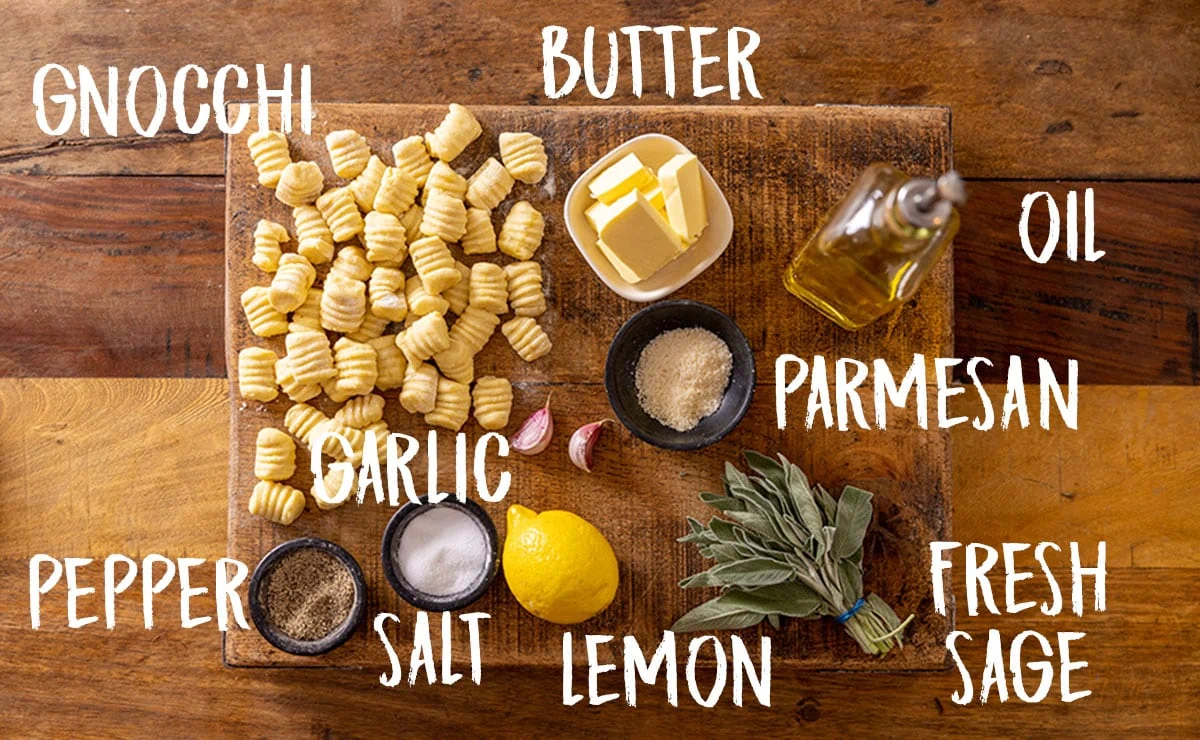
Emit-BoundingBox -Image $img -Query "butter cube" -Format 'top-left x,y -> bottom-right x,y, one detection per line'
596,190 -> 684,283
658,154 -> 707,245
641,183 -> 666,211
588,153 -> 656,205
585,200 -> 615,234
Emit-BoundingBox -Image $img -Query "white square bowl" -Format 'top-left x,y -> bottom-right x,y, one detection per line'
563,133 -> 734,303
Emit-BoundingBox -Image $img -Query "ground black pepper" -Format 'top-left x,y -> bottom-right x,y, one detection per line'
262,547 -> 354,642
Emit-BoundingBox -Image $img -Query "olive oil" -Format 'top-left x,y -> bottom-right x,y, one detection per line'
784,164 -> 965,330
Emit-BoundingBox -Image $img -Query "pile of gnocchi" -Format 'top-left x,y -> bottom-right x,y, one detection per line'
237,104 -> 551,525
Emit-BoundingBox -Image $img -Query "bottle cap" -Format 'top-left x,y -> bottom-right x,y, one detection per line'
896,171 -> 965,229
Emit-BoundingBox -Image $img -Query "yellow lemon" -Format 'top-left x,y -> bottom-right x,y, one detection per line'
502,505 -> 619,624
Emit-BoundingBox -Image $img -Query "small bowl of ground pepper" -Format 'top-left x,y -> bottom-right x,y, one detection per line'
249,537 -> 367,656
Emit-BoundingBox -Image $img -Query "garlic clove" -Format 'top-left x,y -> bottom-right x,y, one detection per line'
510,393 -> 553,455
569,419 -> 611,473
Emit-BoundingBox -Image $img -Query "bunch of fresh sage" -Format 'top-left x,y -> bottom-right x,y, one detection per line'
671,451 -> 914,657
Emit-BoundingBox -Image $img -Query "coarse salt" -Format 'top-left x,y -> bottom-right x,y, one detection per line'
634,327 -> 733,432
394,506 -> 489,597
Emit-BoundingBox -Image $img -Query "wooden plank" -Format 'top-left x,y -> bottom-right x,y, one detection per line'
954,181 -> 1200,384
223,104 -> 953,668
3,562 -> 1194,735
4,177 -> 1196,384
0,175 -> 225,377
1,2 -> 1196,178
1,379 -> 1195,732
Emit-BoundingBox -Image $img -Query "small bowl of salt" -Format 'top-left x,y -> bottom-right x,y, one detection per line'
380,497 -> 500,612
605,299 -> 756,450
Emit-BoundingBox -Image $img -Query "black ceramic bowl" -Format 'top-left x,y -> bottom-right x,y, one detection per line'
380,496 -> 500,612
605,299 -> 756,450
248,537 -> 367,656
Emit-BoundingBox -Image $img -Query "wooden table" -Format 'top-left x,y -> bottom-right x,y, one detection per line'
1,2 -> 1197,736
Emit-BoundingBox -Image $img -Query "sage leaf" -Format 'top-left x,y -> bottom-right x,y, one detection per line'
700,490 -> 746,513
671,597 -> 766,633
787,474 -> 824,535
745,450 -> 786,485
837,558 -> 864,600
832,486 -> 874,560
709,558 -> 795,587
720,582 -> 822,617
813,483 -> 838,525
679,570 -> 725,589
767,614 -> 782,630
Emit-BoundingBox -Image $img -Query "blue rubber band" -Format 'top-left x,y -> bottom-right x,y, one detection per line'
836,598 -> 866,624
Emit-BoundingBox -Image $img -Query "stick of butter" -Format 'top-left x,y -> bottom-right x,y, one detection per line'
588,153 -> 656,205
658,154 -> 708,245
596,190 -> 684,283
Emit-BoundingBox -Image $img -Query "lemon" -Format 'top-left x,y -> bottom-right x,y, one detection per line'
502,505 -> 619,624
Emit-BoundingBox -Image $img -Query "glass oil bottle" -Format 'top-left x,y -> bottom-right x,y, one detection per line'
783,164 -> 966,330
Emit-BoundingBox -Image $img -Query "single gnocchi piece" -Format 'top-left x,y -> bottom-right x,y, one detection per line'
400,205 -> 424,244
422,161 -> 468,202
374,166 -> 419,216
363,211 -> 408,267
501,316 -> 552,362
247,130 -> 291,187
442,262 -> 471,315
321,274 -> 367,333
316,186 -> 364,243
334,392 -> 385,428
349,155 -> 386,211
392,135 -> 435,188
424,103 -> 482,162
322,377 -> 352,404
369,334 -> 407,390
461,207 -> 497,255
433,339 -> 474,385
466,157 -> 515,211
346,311 -> 389,343
238,347 -> 280,402
425,376 -> 471,431
332,337 -> 378,398
293,205 -> 335,264
241,286 -> 288,337
311,463 -> 351,511
405,275 -> 450,317
449,307 -> 500,355
274,161 -> 324,208
252,219 -> 290,272
400,311 -> 451,362
498,201 -> 545,260
399,361 -> 439,414
275,355 -> 321,402
249,480 -> 306,525
284,403 -> 331,446
420,190 -> 468,243
254,427 -> 296,481
469,262 -> 508,314
325,129 -> 371,179
288,288 -> 323,333
329,246 -> 373,283
284,330 -> 336,385
369,266 -> 408,321
498,131 -> 547,184
268,253 -> 316,313
409,235 -> 462,295
473,376 -> 514,430
504,261 -> 547,317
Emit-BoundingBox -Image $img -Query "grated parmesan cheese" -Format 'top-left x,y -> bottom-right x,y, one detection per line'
634,327 -> 733,432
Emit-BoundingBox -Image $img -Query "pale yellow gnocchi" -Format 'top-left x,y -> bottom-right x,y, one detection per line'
501,316 -> 553,362
254,427 -> 296,481
252,219 -> 290,272
425,103 -> 482,162
249,480 -> 306,525
247,130 -> 291,187
238,347 -> 280,402
498,201 -> 545,260
472,376 -> 514,430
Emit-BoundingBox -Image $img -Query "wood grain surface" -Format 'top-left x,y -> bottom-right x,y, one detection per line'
224,104 -> 952,668
6,176 -> 1195,384
1,1 -> 1196,179
3,378 -> 1196,735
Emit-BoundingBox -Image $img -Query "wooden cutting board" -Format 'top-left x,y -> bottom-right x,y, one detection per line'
225,104 -> 953,669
